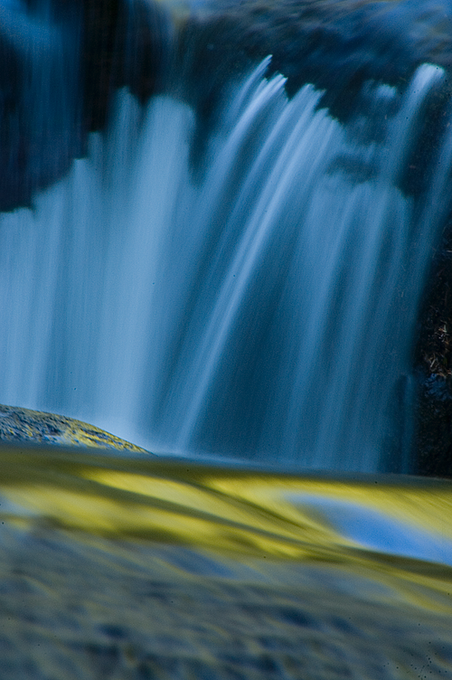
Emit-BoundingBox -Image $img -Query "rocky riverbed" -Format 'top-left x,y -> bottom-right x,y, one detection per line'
1,521 -> 452,680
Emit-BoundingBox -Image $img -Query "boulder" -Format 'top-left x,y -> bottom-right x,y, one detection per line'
0,404 -> 152,454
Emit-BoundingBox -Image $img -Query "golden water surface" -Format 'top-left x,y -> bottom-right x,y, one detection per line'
0,444 -> 451,679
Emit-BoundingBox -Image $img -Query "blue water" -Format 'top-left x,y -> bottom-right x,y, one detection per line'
0,3 -> 451,471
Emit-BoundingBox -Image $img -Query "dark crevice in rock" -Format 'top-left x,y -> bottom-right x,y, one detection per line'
414,215 -> 452,478
82,0 -> 173,133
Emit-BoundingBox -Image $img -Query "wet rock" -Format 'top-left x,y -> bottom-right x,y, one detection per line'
0,404 -> 152,454
0,0 -> 173,210
82,0 -> 174,132
179,0 -> 452,123
414,222 -> 452,477
414,374 -> 452,477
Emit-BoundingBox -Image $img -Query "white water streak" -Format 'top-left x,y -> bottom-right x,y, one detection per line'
0,62 -> 449,470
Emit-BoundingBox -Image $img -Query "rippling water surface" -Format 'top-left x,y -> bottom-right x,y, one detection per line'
1,445 -> 451,679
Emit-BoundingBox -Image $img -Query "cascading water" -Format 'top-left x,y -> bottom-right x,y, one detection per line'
0,2 -> 451,472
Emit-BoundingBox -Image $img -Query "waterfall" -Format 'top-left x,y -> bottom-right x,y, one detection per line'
0,7 -> 451,471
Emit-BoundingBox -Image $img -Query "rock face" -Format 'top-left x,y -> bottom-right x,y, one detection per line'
179,0 -> 452,121
5,0 -> 452,211
82,0 -> 174,132
0,0 -> 173,211
414,227 -> 452,477
3,0 -> 452,209
0,404 -> 152,454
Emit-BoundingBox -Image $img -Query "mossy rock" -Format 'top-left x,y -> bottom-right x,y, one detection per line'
0,404 -> 152,454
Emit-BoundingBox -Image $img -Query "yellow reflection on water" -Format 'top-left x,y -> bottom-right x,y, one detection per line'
1,445 -> 452,678
1,446 -> 452,578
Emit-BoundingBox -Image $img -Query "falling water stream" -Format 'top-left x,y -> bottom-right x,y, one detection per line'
3,7 -> 452,678
0,52 -> 450,471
